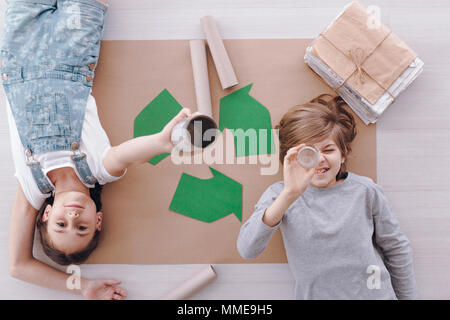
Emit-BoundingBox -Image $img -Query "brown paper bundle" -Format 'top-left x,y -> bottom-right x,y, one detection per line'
311,1 -> 417,104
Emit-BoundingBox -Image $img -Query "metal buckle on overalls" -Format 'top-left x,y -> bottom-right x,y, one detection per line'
70,141 -> 86,161
25,148 -> 39,166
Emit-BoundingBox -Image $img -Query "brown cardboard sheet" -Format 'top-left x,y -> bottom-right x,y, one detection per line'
88,39 -> 376,264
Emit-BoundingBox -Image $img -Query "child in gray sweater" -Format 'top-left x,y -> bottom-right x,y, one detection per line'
237,94 -> 419,300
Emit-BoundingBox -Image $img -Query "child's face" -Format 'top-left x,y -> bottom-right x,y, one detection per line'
42,191 -> 102,254
309,137 -> 345,189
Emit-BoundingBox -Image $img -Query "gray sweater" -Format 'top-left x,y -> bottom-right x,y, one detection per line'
237,172 -> 419,300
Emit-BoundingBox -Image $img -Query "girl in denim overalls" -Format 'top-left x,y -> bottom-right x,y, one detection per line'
2,0 -> 191,299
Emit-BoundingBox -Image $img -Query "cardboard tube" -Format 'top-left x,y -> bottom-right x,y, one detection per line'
189,40 -> 213,118
160,265 -> 217,300
297,146 -> 319,168
201,16 -> 238,90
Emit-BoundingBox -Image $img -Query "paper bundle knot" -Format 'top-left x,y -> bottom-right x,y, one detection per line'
348,48 -> 366,85
311,1 -> 417,104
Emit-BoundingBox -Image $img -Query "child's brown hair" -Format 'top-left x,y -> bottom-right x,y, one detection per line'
275,94 -> 357,179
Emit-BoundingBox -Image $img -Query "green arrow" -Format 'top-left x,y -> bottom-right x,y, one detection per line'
169,167 -> 242,223
219,83 -> 275,157
133,89 -> 183,165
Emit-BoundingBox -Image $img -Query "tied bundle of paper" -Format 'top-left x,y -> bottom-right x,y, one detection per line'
304,1 -> 424,124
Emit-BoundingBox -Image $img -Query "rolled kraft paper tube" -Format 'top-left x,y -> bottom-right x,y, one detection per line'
297,146 -> 319,169
160,265 -> 217,300
201,15 -> 239,90
171,115 -> 219,152
189,40 -> 213,118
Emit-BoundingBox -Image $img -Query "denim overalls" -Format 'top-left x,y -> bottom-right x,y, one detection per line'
1,0 -> 107,194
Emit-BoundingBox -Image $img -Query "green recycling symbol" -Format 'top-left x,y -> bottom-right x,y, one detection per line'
134,85 -> 274,223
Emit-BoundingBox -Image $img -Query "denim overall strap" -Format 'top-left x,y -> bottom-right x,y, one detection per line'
24,142 -> 98,194
71,143 -> 98,186
27,159 -> 99,195
28,161 -> 54,194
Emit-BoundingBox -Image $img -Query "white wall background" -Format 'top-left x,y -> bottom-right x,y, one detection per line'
0,0 -> 449,299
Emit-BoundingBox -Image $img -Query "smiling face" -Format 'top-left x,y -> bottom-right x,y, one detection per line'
42,191 -> 102,254
276,94 -> 356,189
309,137 -> 346,188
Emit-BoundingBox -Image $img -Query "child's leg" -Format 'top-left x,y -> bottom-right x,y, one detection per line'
1,0 -> 57,67
50,0 -> 108,68
1,0 -> 108,154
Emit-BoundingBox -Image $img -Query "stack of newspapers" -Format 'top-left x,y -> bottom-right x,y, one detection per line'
304,48 -> 424,125
304,1 -> 424,125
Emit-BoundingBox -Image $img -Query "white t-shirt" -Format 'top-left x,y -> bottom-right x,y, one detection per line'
6,94 -> 125,210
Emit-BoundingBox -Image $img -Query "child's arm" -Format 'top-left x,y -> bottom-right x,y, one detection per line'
103,108 -> 192,177
9,186 -> 126,299
262,144 -> 314,226
237,184 -> 283,259
372,184 -> 419,300
237,145 -> 314,258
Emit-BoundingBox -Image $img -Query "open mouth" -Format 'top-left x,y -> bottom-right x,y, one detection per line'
315,168 -> 330,174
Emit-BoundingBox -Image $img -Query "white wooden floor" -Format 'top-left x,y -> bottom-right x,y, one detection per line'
0,0 -> 449,299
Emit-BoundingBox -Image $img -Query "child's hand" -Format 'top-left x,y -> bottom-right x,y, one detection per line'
159,108 -> 193,153
81,279 -> 127,300
282,144 -> 315,198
